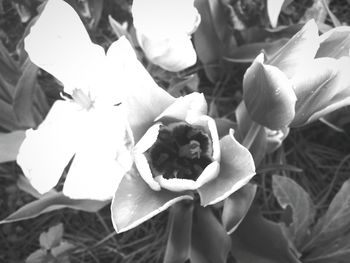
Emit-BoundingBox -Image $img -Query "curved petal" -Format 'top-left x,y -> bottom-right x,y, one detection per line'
134,153 -> 161,191
107,37 -> 175,143
195,161 -> 220,187
134,123 -> 161,154
291,57 -> 350,126
243,53 -> 296,130
155,176 -> 198,191
137,34 -> 197,72
154,161 -> 220,192
24,0 -> 105,94
63,106 -> 133,200
268,19 -> 320,78
17,100 -> 81,194
155,92 -> 208,123
111,166 -> 193,233
317,26 -> 350,59
198,130 -> 255,207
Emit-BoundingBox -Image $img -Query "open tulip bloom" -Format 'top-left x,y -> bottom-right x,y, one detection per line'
131,0 -> 200,72
111,91 -> 255,233
243,19 -> 350,131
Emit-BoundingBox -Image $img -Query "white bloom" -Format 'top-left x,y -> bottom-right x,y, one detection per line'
132,0 -> 200,72
17,0 -> 135,200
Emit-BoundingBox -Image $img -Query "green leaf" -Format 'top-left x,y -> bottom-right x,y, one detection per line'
25,249 -> 55,263
111,166 -> 193,233
224,39 -> 289,63
0,71 -> 14,103
39,223 -> 64,250
231,207 -> 301,263
222,183 -> 257,234
13,60 -> 39,128
164,201 -> 193,263
85,0 -> 104,29
193,0 -> 223,83
0,41 -> 20,86
0,100 -> 22,131
0,130 -> 25,163
191,206 -> 231,263
304,234 -> 350,263
51,242 -> 75,257
0,192 -> 108,224
17,175 -> 44,199
272,175 -> 315,249
197,130 -> 256,206
302,178 -> 350,251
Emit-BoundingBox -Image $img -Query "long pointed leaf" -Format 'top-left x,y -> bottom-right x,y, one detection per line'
13,60 -> 39,128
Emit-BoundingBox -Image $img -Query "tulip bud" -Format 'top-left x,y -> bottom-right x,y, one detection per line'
132,0 -> 200,72
243,53 -> 297,130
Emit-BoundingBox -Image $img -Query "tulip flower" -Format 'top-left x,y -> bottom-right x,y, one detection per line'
16,0 -> 173,200
111,92 -> 255,233
132,0 -> 200,72
243,19 -> 350,130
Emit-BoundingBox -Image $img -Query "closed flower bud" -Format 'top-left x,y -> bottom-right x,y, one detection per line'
243,53 -> 297,130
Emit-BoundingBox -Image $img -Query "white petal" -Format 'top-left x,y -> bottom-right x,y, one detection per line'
63,106 -> 134,200
134,123 -> 161,154
155,92 -> 207,123
96,36 -> 136,105
132,0 -> 199,36
154,176 -> 198,192
25,0 -> 105,94
134,153 -> 161,191
17,100 -> 82,194
195,161 -> 220,187
137,34 -> 197,72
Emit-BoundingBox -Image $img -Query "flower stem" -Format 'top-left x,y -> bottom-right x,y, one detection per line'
242,121 -> 262,150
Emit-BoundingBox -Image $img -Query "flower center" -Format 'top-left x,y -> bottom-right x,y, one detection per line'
71,89 -> 94,110
147,122 -> 213,181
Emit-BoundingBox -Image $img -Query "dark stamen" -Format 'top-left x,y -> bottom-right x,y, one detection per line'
147,122 -> 213,181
